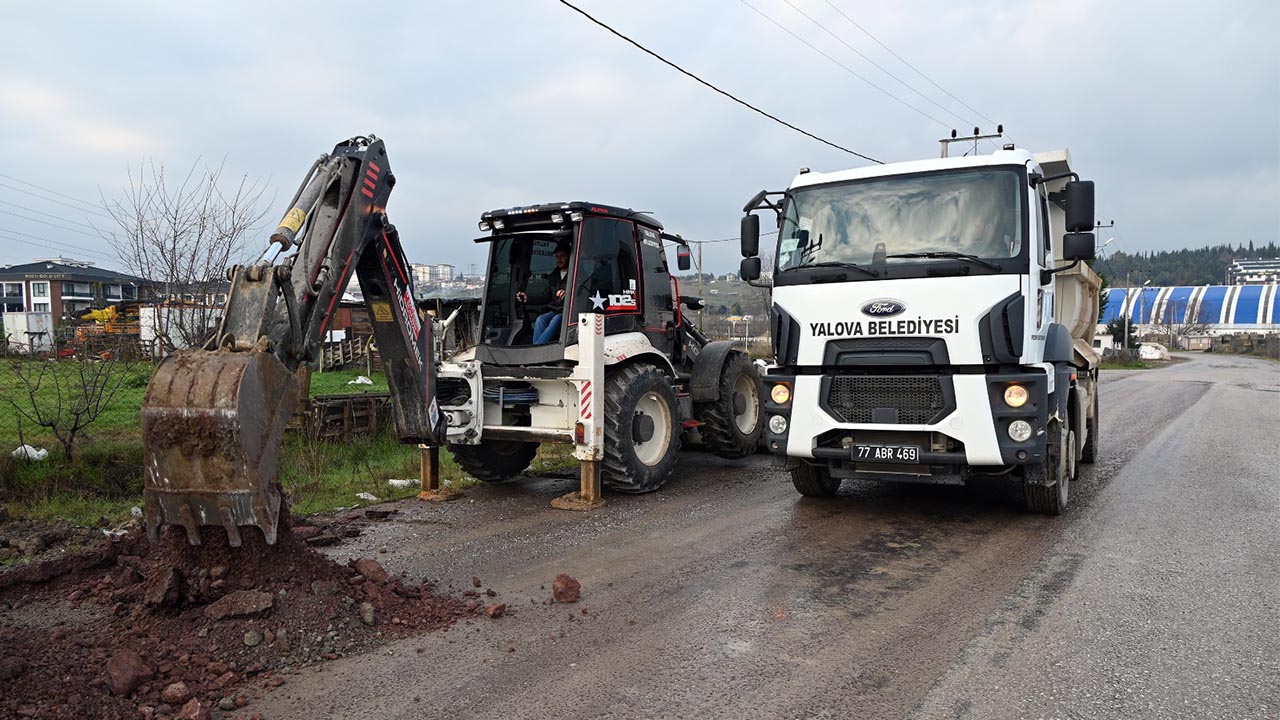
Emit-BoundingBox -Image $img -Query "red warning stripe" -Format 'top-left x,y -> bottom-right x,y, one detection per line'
361,187 -> 374,198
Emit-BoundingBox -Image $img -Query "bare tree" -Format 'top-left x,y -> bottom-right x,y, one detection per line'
1153,299 -> 1210,350
100,159 -> 270,350
7,345 -> 140,461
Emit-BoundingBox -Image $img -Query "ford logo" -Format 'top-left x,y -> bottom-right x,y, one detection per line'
861,299 -> 906,317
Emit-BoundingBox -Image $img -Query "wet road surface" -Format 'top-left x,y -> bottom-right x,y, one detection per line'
252,353 -> 1279,719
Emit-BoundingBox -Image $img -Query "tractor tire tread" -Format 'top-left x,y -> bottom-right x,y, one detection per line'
601,363 -> 681,494
450,441 -> 539,482
694,352 -> 763,459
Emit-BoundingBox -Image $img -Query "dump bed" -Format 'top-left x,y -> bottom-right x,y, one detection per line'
1035,150 -> 1101,369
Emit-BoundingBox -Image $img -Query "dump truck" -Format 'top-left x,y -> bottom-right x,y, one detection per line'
740,145 -> 1102,513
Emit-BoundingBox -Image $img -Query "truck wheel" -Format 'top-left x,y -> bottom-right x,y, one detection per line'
450,441 -> 539,482
602,364 -> 681,494
1080,386 -> 1099,464
1023,420 -> 1075,514
694,352 -> 763,459
790,461 -> 841,497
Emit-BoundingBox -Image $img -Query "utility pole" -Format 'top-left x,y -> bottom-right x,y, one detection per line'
1124,272 -> 1131,354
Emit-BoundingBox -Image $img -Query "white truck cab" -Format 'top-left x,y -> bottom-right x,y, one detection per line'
741,147 -> 1102,513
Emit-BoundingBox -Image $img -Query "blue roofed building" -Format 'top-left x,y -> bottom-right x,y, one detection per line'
1097,283 -> 1280,349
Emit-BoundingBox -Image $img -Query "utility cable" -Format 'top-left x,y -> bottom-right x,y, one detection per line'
736,0 -> 950,128
557,0 -> 883,164
0,208 -> 106,240
820,0 -> 1001,129
0,180 -> 114,220
0,227 -> 116,262
0,172 -> 109,215
0,199 -> 104,232
777,0 -> 975,128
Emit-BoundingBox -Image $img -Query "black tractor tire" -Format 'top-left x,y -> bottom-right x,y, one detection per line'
1023,419 -> 1076,515
1080,385 -> 1099,464
602,364 -> 681,494
790,461 -> 841,497
450,440 -> 539,482
694,352 -> 764,459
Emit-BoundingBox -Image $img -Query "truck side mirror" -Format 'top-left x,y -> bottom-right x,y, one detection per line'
1062,232 -> 1096,261
676,245 -> 692,271
740,257 -> 762,281
1065,180 -> 1095,232
741,214 -> 760,257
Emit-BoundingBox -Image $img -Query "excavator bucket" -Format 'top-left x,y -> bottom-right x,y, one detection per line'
141,349 -> 300,546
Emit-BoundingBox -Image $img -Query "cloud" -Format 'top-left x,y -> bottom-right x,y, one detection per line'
0,0 -> 1274,273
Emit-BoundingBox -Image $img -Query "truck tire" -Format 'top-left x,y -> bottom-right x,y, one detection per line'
450,440 -> 539,482
694,352 -> 763,459
602,364 -> 681,494
790,461 -> 841,497
1080,385 -> 1099,464
1023,420 -> 1075,514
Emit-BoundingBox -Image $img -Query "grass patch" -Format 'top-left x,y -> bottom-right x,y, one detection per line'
0,359 -> 154,451
306,370 -> 389,397
1,353 -> 579,523
1100,357 -> 1151,370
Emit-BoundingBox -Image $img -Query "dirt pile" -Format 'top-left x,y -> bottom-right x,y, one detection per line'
0,520 -> 477,719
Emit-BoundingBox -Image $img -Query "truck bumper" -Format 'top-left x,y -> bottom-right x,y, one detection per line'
761,370 -> 1049,470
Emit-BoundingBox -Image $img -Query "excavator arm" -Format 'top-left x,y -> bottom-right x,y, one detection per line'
141,136 -> 444,546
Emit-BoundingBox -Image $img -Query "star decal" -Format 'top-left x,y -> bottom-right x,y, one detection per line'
589,291 -> 607,310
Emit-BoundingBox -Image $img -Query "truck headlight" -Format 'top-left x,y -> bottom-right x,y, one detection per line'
768,415 -> 788,434
1003,384 -> 1029,408
770,383 -> 791,404
1008,420 -> 1033,442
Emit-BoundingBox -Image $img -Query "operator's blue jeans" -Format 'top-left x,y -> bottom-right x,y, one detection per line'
533,312 -> 562,344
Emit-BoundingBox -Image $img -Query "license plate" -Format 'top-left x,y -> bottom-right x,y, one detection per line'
853,445 -> 920,463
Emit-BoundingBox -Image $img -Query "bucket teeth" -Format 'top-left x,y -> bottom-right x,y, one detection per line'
141,349 -> 298,546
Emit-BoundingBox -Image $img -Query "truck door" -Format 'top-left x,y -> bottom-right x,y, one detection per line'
1035,182 -> 1054,331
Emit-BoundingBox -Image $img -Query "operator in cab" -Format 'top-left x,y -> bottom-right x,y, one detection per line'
516,240 -> 571,344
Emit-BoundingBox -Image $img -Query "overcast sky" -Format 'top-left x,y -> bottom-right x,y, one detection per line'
0,0 -> 1276,275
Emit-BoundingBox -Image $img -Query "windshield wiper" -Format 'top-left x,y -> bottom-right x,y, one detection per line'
883,251 -> 1000,271
791,261 -> 879,277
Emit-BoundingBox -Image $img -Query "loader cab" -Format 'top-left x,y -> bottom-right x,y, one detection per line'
474,202 -> 681,366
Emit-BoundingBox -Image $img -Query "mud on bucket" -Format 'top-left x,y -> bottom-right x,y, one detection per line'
141,349 -> 300,547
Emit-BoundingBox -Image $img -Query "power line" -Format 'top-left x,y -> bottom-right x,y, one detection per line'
0,172 -> 107,214
0,199 -> 105,232
0,207 -> 107,240
687,230 -> 779,245
0,179 -> 114,220
820,0 -> 1001,129
777,0 -> 976,128
0,227 -> 116,262
736,0 -> 950,128
557,0 -> 883,164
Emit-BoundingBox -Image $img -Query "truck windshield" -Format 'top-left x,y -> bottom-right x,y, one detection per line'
778,168 -> 1023,272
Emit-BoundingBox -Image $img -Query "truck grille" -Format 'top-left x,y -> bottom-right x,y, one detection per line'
825,375 -> 948,425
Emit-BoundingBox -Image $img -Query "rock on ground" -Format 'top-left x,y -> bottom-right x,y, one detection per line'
552,574 -> 581,603
204,589 -> 274,620
106,650 -> 153,696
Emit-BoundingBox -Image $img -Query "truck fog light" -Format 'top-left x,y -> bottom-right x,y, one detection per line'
1003,384 -> 1029,408
768,415 -> 788,435
770,383 -> 791,404
1008,420 -> 1033,442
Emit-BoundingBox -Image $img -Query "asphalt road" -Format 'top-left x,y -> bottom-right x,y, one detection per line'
252,353 -> 1279,720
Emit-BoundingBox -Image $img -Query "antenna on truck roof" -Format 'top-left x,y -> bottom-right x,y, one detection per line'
939,125 -> 1004,158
